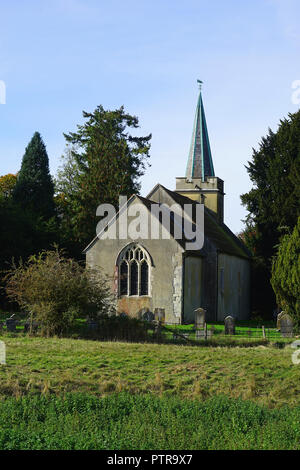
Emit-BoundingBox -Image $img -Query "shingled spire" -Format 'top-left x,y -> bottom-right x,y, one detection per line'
185,80 -> 215,182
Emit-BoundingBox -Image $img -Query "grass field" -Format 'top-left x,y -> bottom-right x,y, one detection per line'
1,334 -> 300,450
0,335 -> 299,408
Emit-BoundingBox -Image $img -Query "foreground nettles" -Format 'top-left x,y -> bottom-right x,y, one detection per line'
0,393 -> 299,450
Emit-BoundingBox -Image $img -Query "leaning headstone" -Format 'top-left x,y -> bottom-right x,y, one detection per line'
224,316 -> 235,335
0,341 -> 5,365
154,308 -> 165,324
194,308 -> 206,329
279,313 -> 294,338
5,315 -> 17,332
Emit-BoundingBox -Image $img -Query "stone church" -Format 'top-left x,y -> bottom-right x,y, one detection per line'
84,83 -> 251,324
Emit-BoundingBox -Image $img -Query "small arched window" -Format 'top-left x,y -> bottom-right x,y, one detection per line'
117,245 -> 151,297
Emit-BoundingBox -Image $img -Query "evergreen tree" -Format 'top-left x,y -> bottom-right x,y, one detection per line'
13,132 -> 55,219
271,217 -> 300,327
56,105 -> 151,249
241,110 -> 300,316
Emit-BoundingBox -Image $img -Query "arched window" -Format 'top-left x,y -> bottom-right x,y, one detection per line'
130,260 -> 138,296
120,261 -> 128,296
140,260 -> 149,296
117,245 -> 151,297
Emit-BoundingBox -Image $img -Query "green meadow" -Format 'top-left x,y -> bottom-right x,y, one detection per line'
0,335 -> 299,406
0,335 -> 299,450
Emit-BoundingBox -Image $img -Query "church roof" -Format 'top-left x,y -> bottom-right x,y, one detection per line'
147,184 -> 250,259
185,81 -> 215,181
83,186 -> 250,259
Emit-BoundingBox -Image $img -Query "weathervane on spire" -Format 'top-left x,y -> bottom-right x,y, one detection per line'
197,79 -> 203,90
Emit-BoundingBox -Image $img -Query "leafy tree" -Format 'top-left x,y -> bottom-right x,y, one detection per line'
13,132 -> 55,219
241,110 -> 300,316
0,174 -> 17,199
5,248 -> 115,336
271,217 -> 300,327
56,105 -> 151,248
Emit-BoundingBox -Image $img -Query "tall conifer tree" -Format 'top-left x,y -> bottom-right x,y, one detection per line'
13,132 -> 55,219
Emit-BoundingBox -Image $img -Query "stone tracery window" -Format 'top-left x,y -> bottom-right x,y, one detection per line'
118,245 -> 151,296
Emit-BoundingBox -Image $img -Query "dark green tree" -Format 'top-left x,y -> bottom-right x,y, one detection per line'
56,105 -> 151,249
0,198 -> 58,309
13,132 -> 55,219
241,110 -> 300,317
271,217 -> 300,327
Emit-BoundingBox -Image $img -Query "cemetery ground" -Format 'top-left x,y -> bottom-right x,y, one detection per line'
0,331 -> 300,450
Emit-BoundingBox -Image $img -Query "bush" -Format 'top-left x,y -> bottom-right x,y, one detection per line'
271,217 -> 300,327
4,248 -> 115,336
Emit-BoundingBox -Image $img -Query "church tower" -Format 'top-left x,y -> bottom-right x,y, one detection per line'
175,80 -> 224,223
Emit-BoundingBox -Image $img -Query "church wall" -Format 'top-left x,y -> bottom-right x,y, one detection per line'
86,224 -> 184,324
183,256 -> 202,323
217,254 -> 250,321
200,240 -> 218,322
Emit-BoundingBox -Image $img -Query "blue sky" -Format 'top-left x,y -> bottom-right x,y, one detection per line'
0,0 -> 299,233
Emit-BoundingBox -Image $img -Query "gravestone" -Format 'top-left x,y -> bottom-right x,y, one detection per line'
154,308 -> 165,324
276,311 -> 285,330
196,329 -> 213,340
0,341 -> 5,365
5,314 -> 17,332
142,310 -> 155,322
279,313 -> 294,338
224,316 -> 235,335
194,308 -> 206,329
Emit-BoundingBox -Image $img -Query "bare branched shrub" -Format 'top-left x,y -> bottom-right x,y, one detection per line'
5,247 -> 115,336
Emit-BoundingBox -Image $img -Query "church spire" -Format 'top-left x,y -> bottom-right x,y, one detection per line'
185,80 -> 215,182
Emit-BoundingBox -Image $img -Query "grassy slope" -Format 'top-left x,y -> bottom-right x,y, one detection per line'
0,336 -> 299,408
